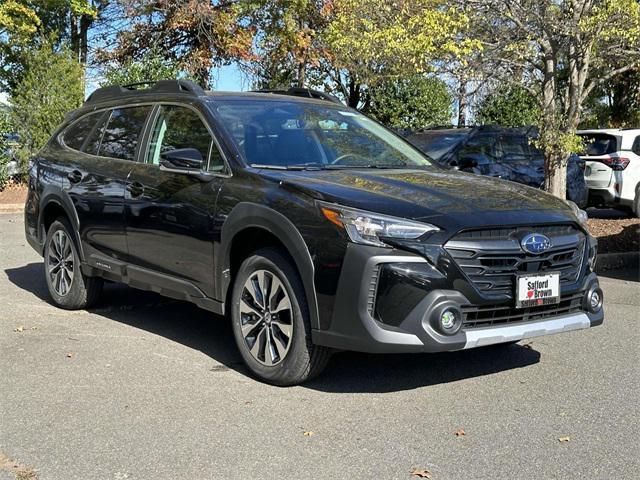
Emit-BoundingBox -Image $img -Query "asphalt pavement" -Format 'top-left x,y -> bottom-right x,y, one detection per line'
1,213 -> 639,480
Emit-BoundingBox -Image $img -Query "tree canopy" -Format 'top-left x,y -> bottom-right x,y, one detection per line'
365,76 -> 453,129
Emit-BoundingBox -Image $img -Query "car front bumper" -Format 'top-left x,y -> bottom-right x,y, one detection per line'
312,244 -> 603,353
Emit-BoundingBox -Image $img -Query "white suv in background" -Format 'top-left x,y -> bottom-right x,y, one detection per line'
577,129 -> 640,216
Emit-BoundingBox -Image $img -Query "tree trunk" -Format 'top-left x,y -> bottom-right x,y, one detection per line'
297,61 -> 306,88
545,152 -> 567,200
540,42 -> 567,200
347,77 -> 361,108
457,79 -> 467,126
79,14 -> 92,66
70,14 -> 79,62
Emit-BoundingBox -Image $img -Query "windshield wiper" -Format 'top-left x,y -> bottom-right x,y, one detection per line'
250,163 -> 325,171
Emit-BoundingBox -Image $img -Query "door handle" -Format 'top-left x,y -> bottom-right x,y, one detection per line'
67,169 -> 83,184
127,181 -> 144,198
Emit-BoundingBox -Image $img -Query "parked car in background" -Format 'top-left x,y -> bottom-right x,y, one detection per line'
1,133 -> 20,177
576,128 -> 640,216
402,126 -> 589,208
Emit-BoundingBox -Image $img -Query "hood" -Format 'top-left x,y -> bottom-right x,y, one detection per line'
261,168 -> 580,232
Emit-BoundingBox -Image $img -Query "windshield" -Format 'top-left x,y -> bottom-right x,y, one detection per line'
577,133 -> 620,156
211,99 -> 432,169
405,131 -> 468,159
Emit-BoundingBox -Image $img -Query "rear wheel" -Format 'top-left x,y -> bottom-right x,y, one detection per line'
44,218 -> 103,309
634,185 -> 640,218
230,248 -> 331,386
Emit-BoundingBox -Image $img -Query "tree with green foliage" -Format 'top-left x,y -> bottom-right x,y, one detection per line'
463,0 -> 640,199
365,76 -> 453,129
0,1 -> 108,93
96,0 -> 254,87
247,0 -> 478,108
9,38 -> 83,170
581,68 -> 640,128
100,48 -> 184,87
0,108 -> 14,189
475,84 -> 540,127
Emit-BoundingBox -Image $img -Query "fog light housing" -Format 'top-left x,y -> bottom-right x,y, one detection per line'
583,285 -> 603,313
433,305 -> 463,335
588,245 -> 598,271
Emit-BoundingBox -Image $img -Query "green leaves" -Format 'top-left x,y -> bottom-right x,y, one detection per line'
100,48 -> 184,87
0,0 -> 40,37
9,38 -> 83,167
365,75 -> 453,129
324,0 -> 479,85
475,85 -> 540,127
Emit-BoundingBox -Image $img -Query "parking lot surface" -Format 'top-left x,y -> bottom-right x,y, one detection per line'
1,213 -> 639,479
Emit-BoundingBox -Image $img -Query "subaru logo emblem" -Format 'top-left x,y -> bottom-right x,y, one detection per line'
521,233 -> 552,255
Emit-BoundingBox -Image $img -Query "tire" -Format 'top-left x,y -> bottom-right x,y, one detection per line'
634,186 -> 640,218
43,218 -> 103,310
230,247 -> 332,386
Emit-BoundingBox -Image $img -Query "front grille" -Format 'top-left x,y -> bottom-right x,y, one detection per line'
462,291 -> 585,329
445,225 -> 585,298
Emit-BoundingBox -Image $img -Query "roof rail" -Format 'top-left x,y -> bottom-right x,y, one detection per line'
85,79 -> 205,105
252,87 -> 344,105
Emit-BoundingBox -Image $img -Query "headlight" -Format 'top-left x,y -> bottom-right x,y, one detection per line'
566,200 -> 589,228
318,201 -> 439,247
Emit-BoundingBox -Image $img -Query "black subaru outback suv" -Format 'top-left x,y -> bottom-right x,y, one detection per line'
25,80 -> 603,385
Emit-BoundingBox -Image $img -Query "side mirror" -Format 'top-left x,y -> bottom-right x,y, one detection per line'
160,148 -> 204,174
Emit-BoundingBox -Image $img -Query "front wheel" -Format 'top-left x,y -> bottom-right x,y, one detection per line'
230,248 -> 331,386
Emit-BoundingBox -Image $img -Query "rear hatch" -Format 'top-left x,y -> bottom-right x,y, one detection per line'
577,132 -> 622,189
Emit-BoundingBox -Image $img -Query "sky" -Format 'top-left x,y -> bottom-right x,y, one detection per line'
210,63 -> 249,92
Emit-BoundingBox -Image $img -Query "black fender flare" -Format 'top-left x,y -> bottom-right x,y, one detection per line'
217,202 -> 320,330
38,186 -> 85,261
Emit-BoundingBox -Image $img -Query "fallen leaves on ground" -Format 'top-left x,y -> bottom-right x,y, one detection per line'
410,467 -> 432,478
587,217 -> 640,253
454,428 -> 466,437
303,431 -> 314,436
558,436 -> 571,442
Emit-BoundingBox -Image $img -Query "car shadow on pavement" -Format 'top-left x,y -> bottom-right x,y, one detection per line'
5,262 -> 541,393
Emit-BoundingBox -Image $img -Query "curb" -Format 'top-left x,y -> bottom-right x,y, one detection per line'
595,251 -> 640,273
0,203 -> 24,214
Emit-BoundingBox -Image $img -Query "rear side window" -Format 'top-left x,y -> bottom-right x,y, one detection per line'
499,134 -> 542,162
62,112 -> 104,151
578,133 -> 620,156
84,112 -> 109,156
406,132 -> 467,160
632,136 -> 640,156
98,106 -> 152,160
457,134 -> 496,165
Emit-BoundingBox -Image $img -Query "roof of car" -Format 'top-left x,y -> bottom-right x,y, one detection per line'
577,128 -> 640,136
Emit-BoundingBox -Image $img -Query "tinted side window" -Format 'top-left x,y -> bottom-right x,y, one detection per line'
578,133 -> 619,156
62,112 -> 104,151
99,106 -> 152,161
633,136 -> 640,156
457,134 -> 496,165
146,105 -> 224,171
83,111 -> 109,155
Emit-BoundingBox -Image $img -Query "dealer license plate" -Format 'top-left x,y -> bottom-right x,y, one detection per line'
516,273 -> 560,308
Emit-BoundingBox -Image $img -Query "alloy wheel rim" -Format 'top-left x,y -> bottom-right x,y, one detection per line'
239,269 -> 293,366
47,230 -> 74,296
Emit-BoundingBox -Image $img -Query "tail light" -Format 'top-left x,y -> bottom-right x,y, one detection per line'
595,156 -> 630,170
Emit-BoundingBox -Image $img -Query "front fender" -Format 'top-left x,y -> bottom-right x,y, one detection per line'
217,202 -> 320,330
